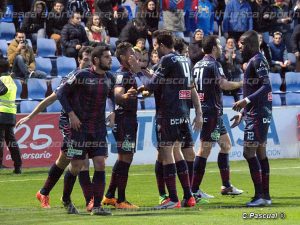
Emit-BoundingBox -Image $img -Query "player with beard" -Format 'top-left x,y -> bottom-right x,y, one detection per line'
231,30 -> 272,207
56,45 -> 115,215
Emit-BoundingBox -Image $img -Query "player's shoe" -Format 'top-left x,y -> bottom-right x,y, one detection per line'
115,201 -> 139,209
159,194 -> 169,205
221,185 -> 244,195
91,207 -> 112,216
154,198 -> 181,209
193,189 -> 214,199
61,197 -> 80,214
263,194 -> 272,206
181,196 -> 196,207
86,197 -> 94,212
36,191 -> 50,208
246,197 -> 266,207
102,196 -> 117,206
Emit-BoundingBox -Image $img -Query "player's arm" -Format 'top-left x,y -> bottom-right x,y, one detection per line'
114,86 -> 137,105
191,87 -> 203,131
216,62 -> 243,91
56,73 -> 81,131
16,93 -> 57,127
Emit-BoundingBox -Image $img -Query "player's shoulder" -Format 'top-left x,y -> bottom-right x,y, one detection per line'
251,53 -> 269,70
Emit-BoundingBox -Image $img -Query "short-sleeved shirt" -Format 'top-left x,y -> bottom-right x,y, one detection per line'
243,52 -> 272,117
148,52 -> 193,119
56,68 -> 115,133
114,68 -> 138,118
192,55 -> 226,116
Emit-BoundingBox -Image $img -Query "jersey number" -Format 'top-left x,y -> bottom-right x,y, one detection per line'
193,68 -> 204,91
181,61 -> 191,86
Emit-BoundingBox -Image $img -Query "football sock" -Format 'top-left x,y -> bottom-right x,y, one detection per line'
92,171 -> 105,207
163,163 -> 178,202
40,164 -> 64,196
176,160 -> 192,199
218,153 -> 231,188
192,156 -> 207,193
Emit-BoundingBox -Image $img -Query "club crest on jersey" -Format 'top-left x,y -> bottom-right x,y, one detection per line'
218,67 -> 225,76
116,74 -> 124,85
122,135 -> 135,151
256,61 -> 267,73
268,92 -> 272,101
179,90 -> 191,99
211,130 -> 220,141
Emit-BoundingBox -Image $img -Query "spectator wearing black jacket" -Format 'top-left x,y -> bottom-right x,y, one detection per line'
291,24 -> 300,71
46,0 -> 69,55
117,18 -> 148,46
67,0 -> 90,23
61,12 -> 89,58
258,32 -> 272,65
9,0 -> 32,28
188,29 -> 205,67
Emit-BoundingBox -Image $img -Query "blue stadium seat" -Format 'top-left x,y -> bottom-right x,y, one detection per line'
272,93 -> 282,106
286,93 -> 300,105
287,53 -> 296,64
37,38 -> 57,57
0,5 -> 13,22
56,56 -> 77,77
269,73 -> 283,93
20,100 -> 40,113
285,72 -> 300,92
111,56 -> 120,72
13,79 -> 22,100
27,78 -> 47,100
0,39 -> 8,57
144,97 -> 156,110
35,57 -> 52,76
0,22 -> 16,41
51,77 -> 62,91
223,95 -> 235,108
47,100 -> 62,112
124,5 -> 133,20
110,37 -> 118,51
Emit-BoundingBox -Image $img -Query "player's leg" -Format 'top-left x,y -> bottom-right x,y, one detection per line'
155,151 -> 168,204
174,145 -> 195,207
218,132 -> 243,195
181,147 -> 195,188
256,143 -> 271,205
78,156 -> 93,211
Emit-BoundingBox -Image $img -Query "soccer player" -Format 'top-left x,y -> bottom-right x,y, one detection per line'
142,30 -> 202,209
16,47 -> 109,212
56,45 -> 115,215
191,35 -> 244,200
232,30 -> 272,207
102,42 -> 147,209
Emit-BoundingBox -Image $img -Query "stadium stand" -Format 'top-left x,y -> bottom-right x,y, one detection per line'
0,22 -> 16,41
51,77 -> 62,91
47,100 -> 62,112
20,100 -> 40,113
13,79 -> 22,100
269,73 -> 283,93
223,95 -> 235,108
27,78 -> 47,100
286,93 -> 300,105
272,93 -> 282,106
285,72 -> 300,92
56,56 -> 77,77
0,39 -> 8,57
35,57 -> 52,76
111,56 -> 121,72
37,38 -> 57,57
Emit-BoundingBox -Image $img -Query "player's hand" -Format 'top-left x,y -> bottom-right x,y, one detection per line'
142,90 -> 151,97
232,99 -> 247,112
192,114 -> 203,132
75,45 -> 81,50
124,86 -> 137,99
106,112 -> 115,128
128,55 -> 142,73
16,116 -> 30,128
230,113 -> 242,128
69,111 -> 82,131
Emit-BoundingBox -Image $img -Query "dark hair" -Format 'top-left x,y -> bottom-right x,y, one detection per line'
15,29 -> 26,36
142,0 -> 160,13
202,35 -> 219,54
71,11 -> 81,18
91,45 -> 110,64
0,58 -> 9,74
151,50 -> 158,56
155,30 -> 174,49
78,46 -> 93,59
115,42 -> 133,63
54,0 -> 65,6
174,38 -> 188,55
86,13 -> 103,31
136,38 -> 146,44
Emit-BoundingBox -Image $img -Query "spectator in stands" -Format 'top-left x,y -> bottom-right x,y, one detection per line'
134,0 -> 147,14
85,13 -> 109,45
116,5 -> 130,35
293,0 -> 300,25
21,1 -> 47,48
148,49 -> 159,68
250,0 -> 274,44
67,0 -> 90,23
95,0 -> 120,37
270,0 -> 293,52
86,0 -> 95,13
7,30 -> 47,79
291,23 -> 300,71
269,31 -> 295,91
223,0 -> 253,43
61,12 -> 89,59
0,58 -> 22,173
139,0 -> 160,51
219,38 -> 242,102
258,32 -> 272,65
214,0 -> 225,35
195,0 -> 214,36
133,38 -> 149,69
188,29 -> 205,66
161,0 -> 185,38
0,0 -> 7,20
46,0 -> 69,55
10,0 -> 32,29
33,0 -> 57,11
117,18 -> 148,46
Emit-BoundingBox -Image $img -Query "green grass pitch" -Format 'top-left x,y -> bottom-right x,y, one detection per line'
0,158 -> 300,225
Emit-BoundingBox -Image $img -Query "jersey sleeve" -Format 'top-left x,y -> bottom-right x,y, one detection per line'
253,57 -> 269,79
214,62 -> 227,80
114,72 -> 127,88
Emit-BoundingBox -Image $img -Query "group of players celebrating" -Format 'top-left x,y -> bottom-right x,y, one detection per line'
17,29 -> 272,215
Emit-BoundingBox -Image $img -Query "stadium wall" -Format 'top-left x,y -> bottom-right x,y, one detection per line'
3,106 -> 300,168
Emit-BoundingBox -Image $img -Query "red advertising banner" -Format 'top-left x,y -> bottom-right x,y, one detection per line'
3,113 -> 62,168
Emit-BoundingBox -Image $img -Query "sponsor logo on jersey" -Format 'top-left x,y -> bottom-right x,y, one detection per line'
122,135 -> 135,152
170,118 -> 190,125
116,75 -> 124,85
179,90 -> 191,99
211,129 -> 220,141
256,61 -> 268,73
263,118 -> 271,123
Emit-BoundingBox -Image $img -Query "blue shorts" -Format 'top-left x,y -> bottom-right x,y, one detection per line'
244,115 -> 271,144
66,130 -> 108,160
112,116 -> 137,154
156,117 -> 193,147
200,115 -> 227,142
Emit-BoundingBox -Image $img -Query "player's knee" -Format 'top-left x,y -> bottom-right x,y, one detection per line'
182,148 -> 195,161
118,153 -> 133,164
220,143 -> 231,153
93,157 -> 105,171
55,154 -> 70,169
